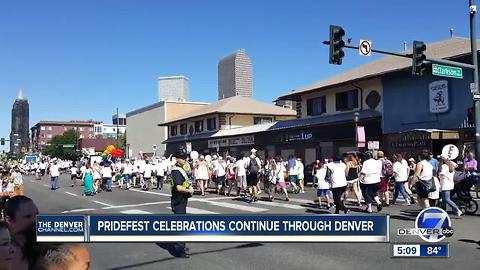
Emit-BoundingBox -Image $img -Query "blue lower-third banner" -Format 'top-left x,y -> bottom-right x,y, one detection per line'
37,214 -> 390,243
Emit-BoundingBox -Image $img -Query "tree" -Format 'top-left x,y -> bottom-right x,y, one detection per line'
42,130 -> 81,161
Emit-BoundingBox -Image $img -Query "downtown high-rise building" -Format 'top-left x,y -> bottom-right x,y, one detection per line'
218,49 -> 253,100
10,89 -> 30,154
158,76 -> 189,102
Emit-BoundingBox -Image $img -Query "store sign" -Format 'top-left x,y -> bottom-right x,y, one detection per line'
429,80 -> 449,114
284,132 -> 313,142
208,135 -> 254,148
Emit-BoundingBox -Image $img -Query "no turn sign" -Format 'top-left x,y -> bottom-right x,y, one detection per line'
359,40 -> 372,56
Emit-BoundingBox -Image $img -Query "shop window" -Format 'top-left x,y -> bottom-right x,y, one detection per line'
207,118 -> 217,131
195,120 -> 203,132
336,89 -> 358,111
306,96 -> 326,116
180,124 -> 187,135
254,117 -> 273,125
170,125 -> 178,137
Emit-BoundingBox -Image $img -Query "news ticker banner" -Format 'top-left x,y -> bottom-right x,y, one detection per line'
36,214 -> 390,243
392,244 -> 449,258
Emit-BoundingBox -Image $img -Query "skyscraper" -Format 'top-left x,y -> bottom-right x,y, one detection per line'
158,76 -> 189,102
218,49 -> 253,100
10,89 -> 30,154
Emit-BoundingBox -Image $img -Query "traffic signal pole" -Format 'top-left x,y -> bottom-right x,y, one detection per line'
469,0 -> 480,165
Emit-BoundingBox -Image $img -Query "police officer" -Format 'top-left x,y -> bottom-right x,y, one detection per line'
170,149 -> 194,258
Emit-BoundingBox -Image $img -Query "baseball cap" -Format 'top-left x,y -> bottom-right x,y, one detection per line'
251,148 -> 258,153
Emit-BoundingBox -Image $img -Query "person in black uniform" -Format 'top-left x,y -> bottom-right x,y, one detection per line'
170,149 -> 194,258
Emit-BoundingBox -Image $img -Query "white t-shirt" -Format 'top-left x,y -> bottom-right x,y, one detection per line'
6,182 -> 15,192
360,159 -> 382,184
144,164 -> 153,178
393,161 -> 409,182
419,160 -> 434,180
296,162 -> 305,178
123,164 -> 133,175
12,171 -> 23,186
275,163 -> 287,183
154,162 -> 164,177
326,162 -> 347,188
235,159 -> 246,177
213,161 -> 226,177
50,164 -> 60,177
439,164 -> 455,191
101,167 -> 112,178
315,167 -> 330,190
71,167 -> 78,175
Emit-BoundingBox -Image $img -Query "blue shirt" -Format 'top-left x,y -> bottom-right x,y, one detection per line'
430,158 -> 439,174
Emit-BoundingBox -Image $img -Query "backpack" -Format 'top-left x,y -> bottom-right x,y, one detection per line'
382,159 -> 394,177
248,157 -> 259,175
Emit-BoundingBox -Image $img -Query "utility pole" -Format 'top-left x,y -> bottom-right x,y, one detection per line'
470,0 -> 480,164
115,107 -> 120,149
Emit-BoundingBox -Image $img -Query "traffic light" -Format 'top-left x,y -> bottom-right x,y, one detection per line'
412,40 -> 427,75
467,106 -> 475,126
0,138 -> 4,146
329,25 -> 345,65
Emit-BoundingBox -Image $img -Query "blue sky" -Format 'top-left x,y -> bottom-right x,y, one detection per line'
0,0 -> 477,151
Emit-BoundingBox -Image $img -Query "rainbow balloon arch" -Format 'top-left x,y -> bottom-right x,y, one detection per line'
101,145 -> 124,163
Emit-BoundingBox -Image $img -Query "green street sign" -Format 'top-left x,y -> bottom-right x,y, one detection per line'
62,144 -> 75,148
432,64 -> 463,79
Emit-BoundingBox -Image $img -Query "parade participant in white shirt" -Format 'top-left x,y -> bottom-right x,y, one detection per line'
326,157 -> 349,214
359,152 -> 383,213
49,161 -> 60,190
438,155 -> 462,216
392,153 -> 411,205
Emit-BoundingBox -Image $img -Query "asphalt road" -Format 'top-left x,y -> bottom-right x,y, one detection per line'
24,173 -> 480,270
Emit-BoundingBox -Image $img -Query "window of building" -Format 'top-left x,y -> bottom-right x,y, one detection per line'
41,126 -> 46,131
79,127 -> 84,132
170,125 -> 178,136
47,134 -> 52,139
89,128 -> 93,132
64,127 -> 67,131
254,117 -> 273,125
80,135 -> 84,139
180,124 -> 187,135
306,96 -> 327,116
207,118 -> 217,131
336,90 -> 359,111
195,120 -> 203,132
48,126 -> 52,131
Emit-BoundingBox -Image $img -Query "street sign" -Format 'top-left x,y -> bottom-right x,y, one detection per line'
367,141 -> 379,150
359,40 -> 372,56
432,64 -> 463,79
471,82 -> 478,93
62,144 -> 75,148
474,94 -> 480,100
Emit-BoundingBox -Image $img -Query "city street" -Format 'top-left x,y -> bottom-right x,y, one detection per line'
24,173 -> 480,270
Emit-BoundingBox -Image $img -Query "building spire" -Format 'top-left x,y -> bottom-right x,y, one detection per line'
17,88 -> 25,100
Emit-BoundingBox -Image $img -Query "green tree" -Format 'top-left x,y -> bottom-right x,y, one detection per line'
42,130 -> 81,161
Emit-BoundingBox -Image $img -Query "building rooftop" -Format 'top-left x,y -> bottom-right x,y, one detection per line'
126,100 -> 210,117
34,120 -> 102,126
279,37 -> 480,100
161,96 -> 296,125
158,75 -> 190,80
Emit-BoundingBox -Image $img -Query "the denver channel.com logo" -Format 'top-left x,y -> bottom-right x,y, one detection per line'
397,207 -> 454,243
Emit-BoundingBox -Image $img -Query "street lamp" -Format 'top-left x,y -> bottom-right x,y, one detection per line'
354,112 -> 359,152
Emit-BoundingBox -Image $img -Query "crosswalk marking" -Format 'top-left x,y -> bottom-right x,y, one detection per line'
203,201 -> 268,212
61,208 -> 96,213
93,200 -> 113,207
167,207 -> 218,214
254,200 -> 304,209
288,198 -> 315,204
102,201 -> 171,210
128,188 -> 171,197
65,192 -> 78,197
120,209 -> 152,214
